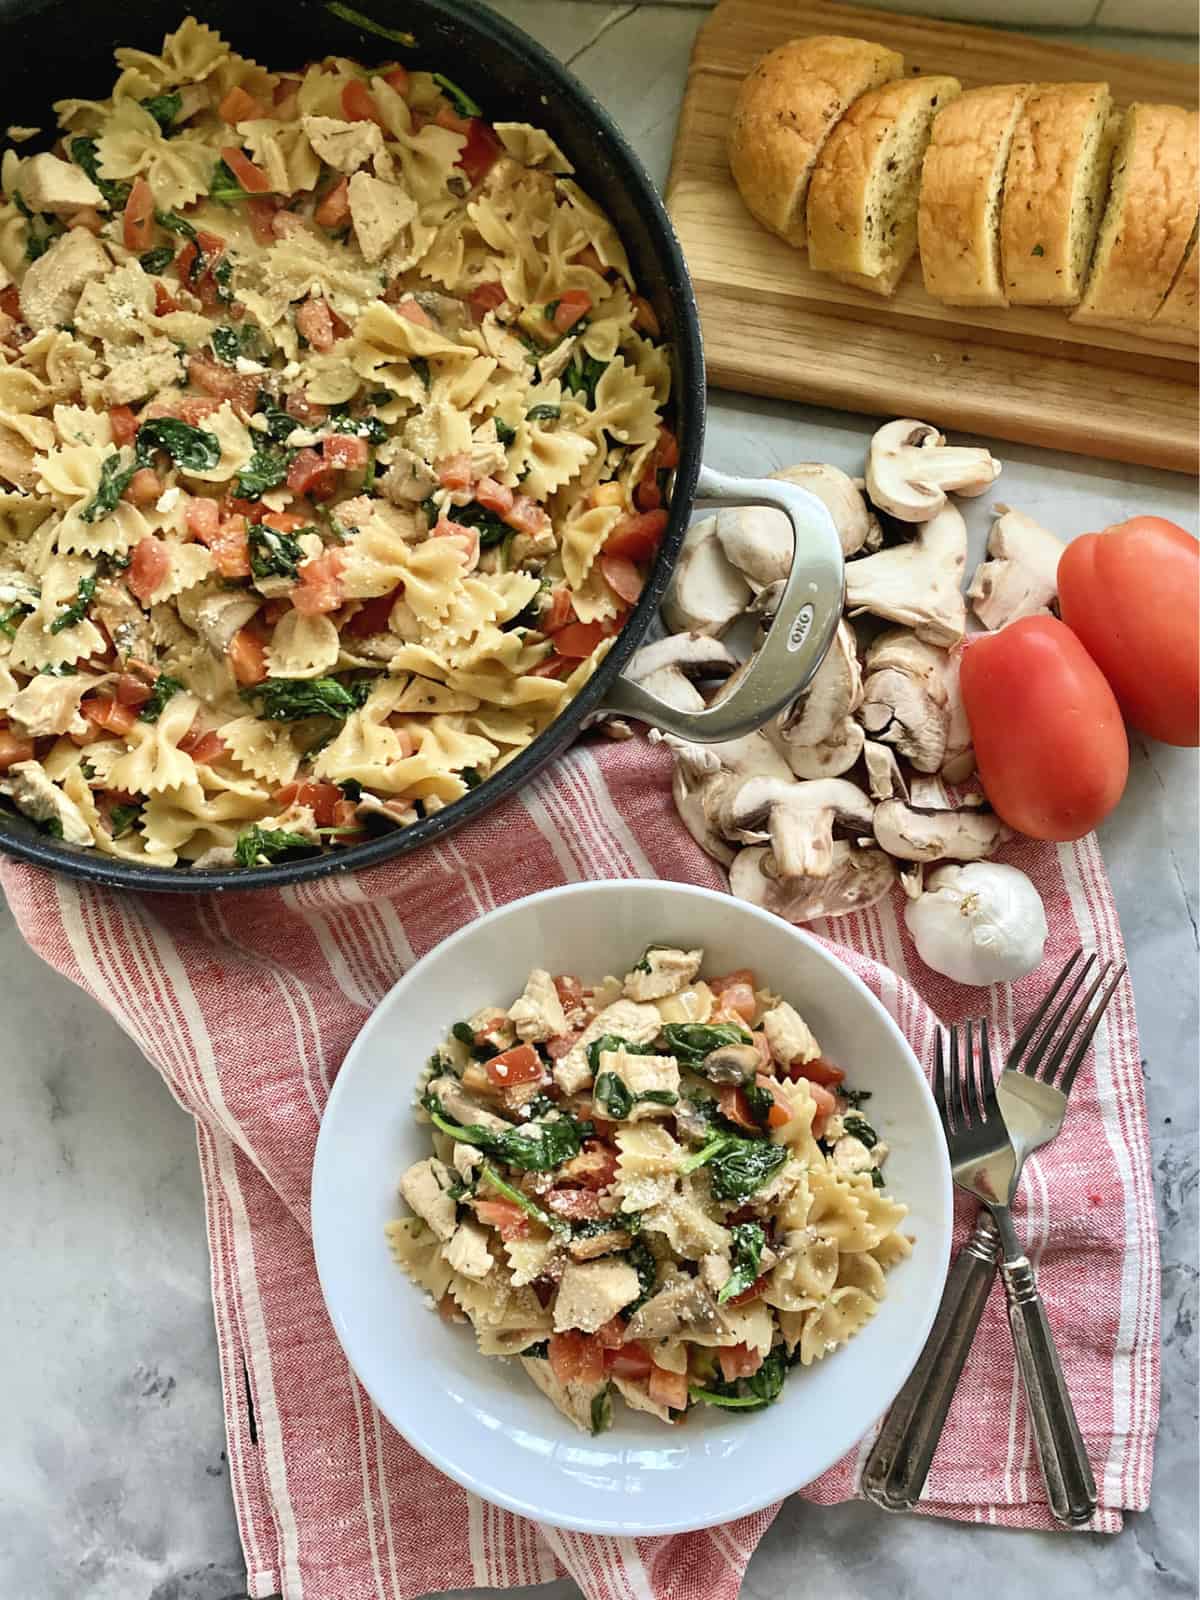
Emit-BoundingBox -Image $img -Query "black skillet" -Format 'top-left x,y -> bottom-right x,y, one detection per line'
0,0 -> 844,891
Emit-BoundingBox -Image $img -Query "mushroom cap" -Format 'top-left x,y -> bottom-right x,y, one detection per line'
858,628 -> 951,773
772,462 -> 876,557
778,618 -> 862,749
866,418 -> 1001,523
673,762 -> 736,867
720,774 -> 876,881
967,507 -> 1065,632
662,514 -> 752,636
777,715 -> 865,779
626,633 -> 739,711
862,738 -> 908,801
714,504 -> 793,591
729,841 -> 897,921
872,799 -> 1012,862
844,502 -> 968,648
700,1043 -> 760,1084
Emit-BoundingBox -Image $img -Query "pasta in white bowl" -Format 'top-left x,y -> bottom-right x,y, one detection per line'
0,18 -> 673,869
311,881 -> 954,1533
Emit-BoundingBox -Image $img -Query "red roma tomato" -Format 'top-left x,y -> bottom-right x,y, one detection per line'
1057,516 -> 1199,747
960,616 -> 1129,841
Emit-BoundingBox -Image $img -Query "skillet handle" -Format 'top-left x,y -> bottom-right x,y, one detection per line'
597,465 -> 845,743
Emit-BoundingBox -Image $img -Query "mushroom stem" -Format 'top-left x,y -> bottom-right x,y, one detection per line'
866,419 -> 1001,522
844,503 -> 968,647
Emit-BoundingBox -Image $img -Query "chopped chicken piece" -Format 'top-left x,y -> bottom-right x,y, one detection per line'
552,1259 -> 640,1334
567,1227 -> 633,1262
6,670 -> 95,738
348,170 -> 418,264
507,968 -> 567,1043
832,1135 -> 886,1177
520,1355 -> 606,1433
623,946 -> 703,1003
761,1000 -> 821,1068
19,227 -> 111,332
3,762 -> 93,846
552,998 -> 663,1096
443,1218 -> 494,1280
398,1155 -> 457,1241
597,1047 -> 680,1120
16,153 -> 105,216
378,447 -> 438,506
452,1143 -> 483,1183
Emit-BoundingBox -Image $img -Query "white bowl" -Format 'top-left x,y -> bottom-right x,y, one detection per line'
312,881 -> 952,1535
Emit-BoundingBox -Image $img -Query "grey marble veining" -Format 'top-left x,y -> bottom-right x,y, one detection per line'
1,5 -> 1197,1599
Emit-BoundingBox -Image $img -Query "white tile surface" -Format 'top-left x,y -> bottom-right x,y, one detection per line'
1,6 -> 1197,1600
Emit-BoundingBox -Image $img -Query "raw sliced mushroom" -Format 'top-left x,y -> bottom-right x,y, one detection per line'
862,739 -> 908,801
775,619 -> 862,760
967,506 -> 1065,631
844,502 -> 968,647
666,729 -> 795,868
857,629 -> 950,773
730,841 -> 897,921
773,464 -> 880,558
662,514 -> 751,635
712,465 -> 878,598
716,775 -> 875,879
940,645 -> 975,784
774,716 -> 865,780
872,798 -> 1012,862
625,633 -> 738,713
866,419 -> 1001,523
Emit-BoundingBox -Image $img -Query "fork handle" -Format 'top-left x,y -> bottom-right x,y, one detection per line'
1000,1253 -> 1098,1526
861,1211 -> 999,1512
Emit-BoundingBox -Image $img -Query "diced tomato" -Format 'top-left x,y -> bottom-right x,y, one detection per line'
324,433 -> 369,470
122,177 -> 155,254
754,1073 -> 793,1130
185,495 -> 221,542
187,352 -> 259,414
718,1343 -> 764,1383
341,79 -> 385,126
544,1030 -> 580,1060
718,982 -> 757,1024
218,85 -> 266,124
467,280 -> 507,321
434,103 -> 474,136
551,620 -> 609,659
220,146 -> 272,194
314,176 -> 351,229
541,587 -> 574,634
382,64 -> 411,95
456,117 -> 502,187
432,518 -> 480,572
127,537 -> 171,603
716,1085 -> 759,1133
483,1042 -> 543,1088
114,672 -> 153,710
605,1342 -> 653,1380
711,969 -> 755,993
634,475 -> 661,512
285,390 -> 329,425
631,294 -> 660,337
599,553 -> 644,607
650,426 -> 679,472
227,628 -> 267,686
287,447 -> 337,500
545,1188 -> 605,1221
727,1272 -> 770,1308
648,1364 -> 689,1410
554,975 -> 584,1012
503,494 -> 551,538
152,280 -> 180,315
808,1081 -> 839,1138
292,548 -> 345,615
108,405 -> 138,448
274,780 -> 342,827
174,396 -> 222,425
530,656 -> 571,679
473,1198 -> 529,1240
82,697 -> 137,737
573,243 -> 607,275
559,1138 -> 618,1191
178,727 -> 227,765
393,297 -> 433,328
259,510 -> 308,534
344,587 -> 399,638
0,285 -> 21,321
207,516 -> 251,580
122,467 -> 161,508
0,728 -> 34,770
247,195 -> 279,246
552,290 -> 592,335
604,508 -> 668,562
594,1316 -> 627,1350
296,297 -> 335,352
787,1055 -> 846,1088
548,1330 -> 604,1386
331,798 -> 363,839
436,451 -> 473,492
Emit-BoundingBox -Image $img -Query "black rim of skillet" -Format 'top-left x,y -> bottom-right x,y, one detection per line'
0,0 -> 707,892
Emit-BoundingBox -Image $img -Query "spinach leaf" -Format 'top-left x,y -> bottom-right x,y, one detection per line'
235,443 -> 294,499
717,1222 -> 765,1305
585,1034 -> 656,1074
155,208 -> 198,243
255,391 -> 295,443
525,403 -> 560,423
138,673 -> 183,722
450,1019 -> 497,1062
212,256 -> 234,305
108,803 -> 142,839
589,1386 -> 613,1436
562,351 -> 608,408
21,205 -> 65,262
871,1167 -> 886,1189
461,766 -> 482,789
689,1348 -> 787,1411
625,1236 -> 657,1311
140,91 -> 182,132
659,1023 -> 753,1065
0,602 -> 31,637
432,73 -> 481,118
49,574 -> 96,635
323,0 -> 416,46
426,1098 -> 586,1173
593,1072 -> 633,1120
842,1113 -> 878,1150
476,1159 -> 565,1232
69,136 -> 130,208
494,418 -> 516,447
452,500 -> 512,549
841,1086 -> 872,1110
234,825 -> 315,867
330,411 -> 387,445
211,323 -> 263,365
136,418 -> 221,473
139,245 -> 175,275
521,1339 -> 549,1359
409,355 -> 430,390
245,676 -> 370,721
79,452 -> 135,524
209,157 -> 259,205
248,524 -> 304,582
708,1138 -> 787,1203
742,1081 -> 775,1128
40,817 -> 64,839
41,664 -> 77,678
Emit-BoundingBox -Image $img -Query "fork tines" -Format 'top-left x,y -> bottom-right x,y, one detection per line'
933,1020 -> 999,1132
1011,951 -> 1127,1092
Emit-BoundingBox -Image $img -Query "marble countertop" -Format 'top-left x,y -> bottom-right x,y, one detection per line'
2,6 -> 1196,1599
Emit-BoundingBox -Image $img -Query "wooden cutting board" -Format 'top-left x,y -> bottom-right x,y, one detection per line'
665,0 -> 1199,473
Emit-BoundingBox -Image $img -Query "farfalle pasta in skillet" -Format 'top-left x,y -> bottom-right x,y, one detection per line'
0,18 -> 673,867
388,948 -> 912,1433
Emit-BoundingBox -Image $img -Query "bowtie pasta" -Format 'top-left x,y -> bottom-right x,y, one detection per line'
388,948 -> 912,1433
0,18 -> 674,868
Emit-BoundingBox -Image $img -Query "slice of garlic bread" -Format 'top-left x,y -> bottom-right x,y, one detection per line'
1154,225 -> 1199,335
1073,103 -> 1199,326
1000,82 -> 1116,307
807,74 -> 962,296
918,84 -> 1032,307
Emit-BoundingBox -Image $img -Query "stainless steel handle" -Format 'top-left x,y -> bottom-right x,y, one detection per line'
862,1211 -> 999,1512
1000,1251 -> 1098,1527
599,464 -> 845,742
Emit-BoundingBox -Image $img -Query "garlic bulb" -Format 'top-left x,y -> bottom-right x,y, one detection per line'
904,862 -> 1048,986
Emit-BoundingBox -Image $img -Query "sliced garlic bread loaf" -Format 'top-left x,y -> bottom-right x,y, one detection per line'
728,35 -> 904,249
918,84 -> 1032,307
1000,83 -> 1116,306
1072,104 -> 1199,326
1154,226 -> 1198,334
807,74 -> 962,296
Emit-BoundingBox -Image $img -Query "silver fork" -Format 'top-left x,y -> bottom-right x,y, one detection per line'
862,954 -> 1124,1525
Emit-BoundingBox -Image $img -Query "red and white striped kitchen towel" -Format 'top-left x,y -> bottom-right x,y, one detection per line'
1,736 -> 1159,1600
